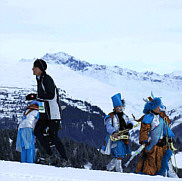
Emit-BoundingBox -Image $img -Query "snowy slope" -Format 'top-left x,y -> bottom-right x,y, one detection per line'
0,160 -> 181,181
1,52 -> 182,117
0,52 -> 182,145
168,106 -> 182,129
171,152 -> 182,169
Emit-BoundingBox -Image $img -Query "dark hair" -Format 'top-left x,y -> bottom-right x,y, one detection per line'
121,99 -> 125,108
33,59 -> 47,72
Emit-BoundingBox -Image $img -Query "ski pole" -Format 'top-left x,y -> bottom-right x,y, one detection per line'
125,144 -> 145,167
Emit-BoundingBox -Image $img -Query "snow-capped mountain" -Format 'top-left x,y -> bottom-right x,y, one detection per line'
41,52 -> 182,129
0,87 -> 106,147
41,52 -> 182,86
1,51 -> 182,114
0,51 -> 182,147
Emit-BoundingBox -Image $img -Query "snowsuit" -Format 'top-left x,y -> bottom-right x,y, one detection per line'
101,112 -> 133,172
135,112 -> 174,176
34,72 -> 67,160
16,104 -> 39,163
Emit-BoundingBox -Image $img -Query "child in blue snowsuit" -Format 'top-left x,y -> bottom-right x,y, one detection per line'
16,100 -> 39,163
101,93 -> 133,172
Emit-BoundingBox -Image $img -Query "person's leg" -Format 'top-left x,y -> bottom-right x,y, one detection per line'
107,158 -> 116,171
157,149 -> 172,176
115,158 -> 123,172
21,147 -> 27,163
49,120 -> 67,160
26,148 -> 34,163
34,116 -> 52,155
114,141 -> 125,172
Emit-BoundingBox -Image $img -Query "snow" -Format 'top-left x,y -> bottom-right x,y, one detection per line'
84,162 -> 92,169
168,106 -> 182,129
0,53 -> 182,180
0,95 -> 5,99
0,160 -> 180,181
169,71 -> 182,77
1,58 -> 182,118
0,55 -> 181,146
9,138 -> 13,147
171,152 -> 182,169
43,52 -> 72,63
87,121 -> 94,129
0,55 -> 182,137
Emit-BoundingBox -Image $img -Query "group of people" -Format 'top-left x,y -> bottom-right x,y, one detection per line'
16,59 -> 67,164
16,58 -> 177,178
101,92 -> 178,177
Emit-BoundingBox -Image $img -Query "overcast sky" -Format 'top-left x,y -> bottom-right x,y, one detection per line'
0,0 -> 182,74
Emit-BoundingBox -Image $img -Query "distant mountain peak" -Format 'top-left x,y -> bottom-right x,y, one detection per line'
20,51 -> 182,85
39,52 -> 182,85
144,71 -> 159,76
42,52 -> 92,71
43,52 -> 72,63
167,71 -> 182,80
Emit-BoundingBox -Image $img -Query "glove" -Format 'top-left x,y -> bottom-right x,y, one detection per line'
112,132 -> 119,138
26,93 -> 37,100
126,123 -> 133,129
168,138 -> 173,143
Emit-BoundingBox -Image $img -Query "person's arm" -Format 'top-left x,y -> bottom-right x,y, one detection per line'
124,114 -> 133,129
38,75 -> 55,100
105,117 -> 117,135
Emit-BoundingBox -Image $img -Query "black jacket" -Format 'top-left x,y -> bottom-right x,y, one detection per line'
36,72 -> 62,120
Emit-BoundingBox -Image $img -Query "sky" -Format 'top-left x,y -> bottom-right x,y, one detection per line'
0,0 -> 182,74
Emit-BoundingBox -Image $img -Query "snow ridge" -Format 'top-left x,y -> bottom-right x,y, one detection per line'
40,52 -> 182,87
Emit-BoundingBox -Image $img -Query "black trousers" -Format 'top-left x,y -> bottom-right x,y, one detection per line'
34,114 -> 67,160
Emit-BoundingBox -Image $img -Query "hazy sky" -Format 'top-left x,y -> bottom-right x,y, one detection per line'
0,0 -> 182,74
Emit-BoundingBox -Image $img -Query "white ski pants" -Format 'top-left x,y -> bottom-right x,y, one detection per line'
107,158 -> 123,172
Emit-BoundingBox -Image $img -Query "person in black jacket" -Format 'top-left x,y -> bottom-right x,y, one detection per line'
32,59 -> 68,163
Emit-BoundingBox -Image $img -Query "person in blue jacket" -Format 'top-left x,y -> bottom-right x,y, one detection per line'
101,93 -> 133,172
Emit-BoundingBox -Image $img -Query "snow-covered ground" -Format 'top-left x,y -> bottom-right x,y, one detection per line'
171,152 -> 182,169
0,160 -> 180,181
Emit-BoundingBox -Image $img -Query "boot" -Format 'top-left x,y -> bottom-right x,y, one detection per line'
38,154 -> 56,165
44,154 -> 55,165
115,159 -> 123,172
107,158 -> 116,171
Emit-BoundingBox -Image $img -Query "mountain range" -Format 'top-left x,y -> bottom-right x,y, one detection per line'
0,51 -> 182,147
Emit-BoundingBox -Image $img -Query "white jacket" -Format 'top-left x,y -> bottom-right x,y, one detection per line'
18,109 -> 39,130
105,114 -> 131,135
